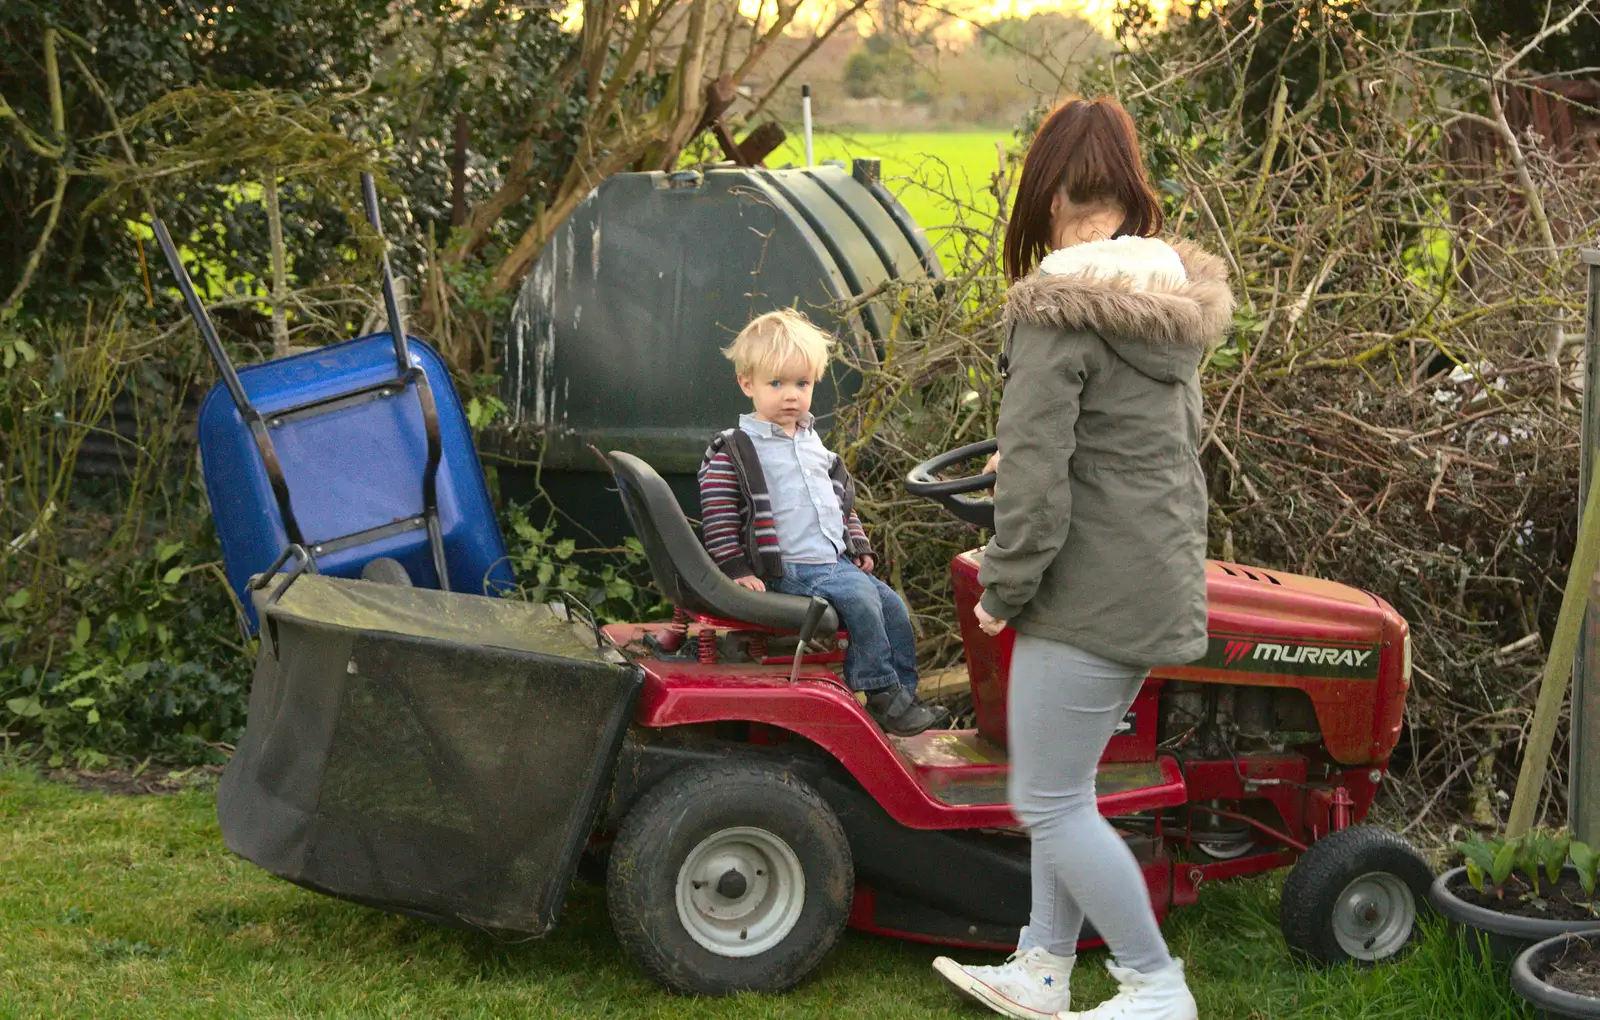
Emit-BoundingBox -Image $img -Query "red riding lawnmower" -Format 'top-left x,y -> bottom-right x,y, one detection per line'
590,439 -> 1432,995
218,435 -> 1432,999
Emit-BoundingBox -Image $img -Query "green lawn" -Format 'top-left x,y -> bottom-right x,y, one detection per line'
771,131 -> 1014,262
0,767 -> 1529,1019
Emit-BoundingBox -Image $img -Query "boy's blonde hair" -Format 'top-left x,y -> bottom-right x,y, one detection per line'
722,308 -> 833,381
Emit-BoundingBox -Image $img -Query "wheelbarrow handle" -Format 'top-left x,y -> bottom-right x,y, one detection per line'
360,172 -> 411,378
153,215 -> 308,547
361,171 -> 450,591
151,217 -> 252,418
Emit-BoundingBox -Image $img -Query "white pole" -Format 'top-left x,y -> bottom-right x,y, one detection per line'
802,84 -> 814,167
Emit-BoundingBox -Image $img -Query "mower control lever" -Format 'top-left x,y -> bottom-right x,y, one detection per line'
904,438 -> 998,530
788,596 -> 832,684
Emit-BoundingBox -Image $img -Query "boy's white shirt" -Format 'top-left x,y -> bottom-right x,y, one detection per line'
1036,235 -> 1187,291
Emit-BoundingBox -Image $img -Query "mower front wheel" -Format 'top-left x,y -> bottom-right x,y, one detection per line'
1280,825 -> 1433,965
606,760 -> 853,996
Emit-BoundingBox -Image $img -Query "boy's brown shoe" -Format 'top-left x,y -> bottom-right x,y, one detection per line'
865,687 -> 944,737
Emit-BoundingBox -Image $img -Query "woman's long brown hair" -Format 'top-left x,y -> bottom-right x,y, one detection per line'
1003,97 -> 1164,282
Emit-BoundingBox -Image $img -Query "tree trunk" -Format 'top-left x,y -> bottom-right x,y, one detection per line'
440,0 -> 810,310
654,0 -> 714,169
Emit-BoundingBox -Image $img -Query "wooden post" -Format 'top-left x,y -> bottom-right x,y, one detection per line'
1509,254 -> 1600,837
1507,453 -> 1600,837
1573,247 -> 1600,843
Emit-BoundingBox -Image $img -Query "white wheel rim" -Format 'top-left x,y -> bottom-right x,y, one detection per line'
1196,839 -> 1256,861
1332,871 -> 1416,960
675,826 -> 805,958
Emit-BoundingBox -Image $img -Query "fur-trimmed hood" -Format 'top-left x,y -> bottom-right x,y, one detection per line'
1005,237 -> 1235,383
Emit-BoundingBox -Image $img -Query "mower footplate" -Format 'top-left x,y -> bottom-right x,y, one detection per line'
916,749 -> 1187,815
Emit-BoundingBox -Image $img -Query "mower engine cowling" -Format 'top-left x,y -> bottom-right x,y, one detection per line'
951,552 -> 1410,767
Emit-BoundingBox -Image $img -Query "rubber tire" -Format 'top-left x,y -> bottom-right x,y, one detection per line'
1280,825 -> 1434,965
606,761 -> 853,996
359,557 -> 413,586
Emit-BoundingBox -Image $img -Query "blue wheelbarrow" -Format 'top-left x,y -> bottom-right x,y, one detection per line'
154,174 -> 515,630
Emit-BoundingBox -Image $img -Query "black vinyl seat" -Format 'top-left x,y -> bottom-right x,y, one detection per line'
609,452 -> 840,635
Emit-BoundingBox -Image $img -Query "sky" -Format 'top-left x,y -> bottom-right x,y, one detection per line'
775,0 -> 1153,39
560,0 -> 1174,43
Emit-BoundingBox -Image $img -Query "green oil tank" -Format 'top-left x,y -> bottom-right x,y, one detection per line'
498,158 -> 942,544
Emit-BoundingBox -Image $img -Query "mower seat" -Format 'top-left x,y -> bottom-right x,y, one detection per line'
608,451 -> 840,635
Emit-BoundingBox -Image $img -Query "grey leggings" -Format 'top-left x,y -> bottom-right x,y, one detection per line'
1009,632 -> 1174,975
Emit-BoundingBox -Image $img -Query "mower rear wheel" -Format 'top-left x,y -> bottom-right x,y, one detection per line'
1280,826 -> 1433,965
606,761 -> 853,996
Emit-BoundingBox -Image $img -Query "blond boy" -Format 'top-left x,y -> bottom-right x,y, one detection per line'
697,309 -> 945,736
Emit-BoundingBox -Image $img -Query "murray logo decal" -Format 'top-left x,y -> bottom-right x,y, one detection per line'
1222,639 -> 1255,666
1204,635 -> 1381,680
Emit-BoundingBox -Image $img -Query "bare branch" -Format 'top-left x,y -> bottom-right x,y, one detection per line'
747,0 -> 873,119
2,28 -> 67,318
263,169 -> 291,358
1497,0 -> 1597,79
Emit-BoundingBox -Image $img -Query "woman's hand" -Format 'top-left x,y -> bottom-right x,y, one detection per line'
734,575 -> 766,592
974,600 -> 1006,636
984,450 -> 1001,476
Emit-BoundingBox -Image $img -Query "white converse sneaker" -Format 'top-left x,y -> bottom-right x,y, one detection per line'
932,946 -> 1075,1019
1057,959 -> 1198,1020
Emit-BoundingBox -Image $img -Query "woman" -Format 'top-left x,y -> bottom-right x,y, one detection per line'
932,97 -> 1234,1020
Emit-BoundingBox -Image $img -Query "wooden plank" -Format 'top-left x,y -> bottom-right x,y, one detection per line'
918,664 -> 970,701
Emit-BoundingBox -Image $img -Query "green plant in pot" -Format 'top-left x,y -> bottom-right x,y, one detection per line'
1436,830 -> 1600,954
1452,831 -> 1597,915
1435,831 -> 1600,1017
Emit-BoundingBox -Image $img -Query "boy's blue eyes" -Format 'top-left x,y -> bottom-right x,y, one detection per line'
767,380 -> 812,388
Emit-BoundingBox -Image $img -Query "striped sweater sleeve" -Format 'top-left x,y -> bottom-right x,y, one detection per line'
698,445 -> 755,579
829,453 -> 873,558
845,509 -> 871,557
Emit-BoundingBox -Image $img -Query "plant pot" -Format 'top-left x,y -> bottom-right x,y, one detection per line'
1513,934 -> 1600,1019
1429,867 -> 1600,963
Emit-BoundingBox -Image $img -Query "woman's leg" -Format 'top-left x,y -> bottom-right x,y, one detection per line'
1007,633 -> 1172,975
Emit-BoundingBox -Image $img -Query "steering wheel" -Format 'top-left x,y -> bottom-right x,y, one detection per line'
903,438 -> 997,530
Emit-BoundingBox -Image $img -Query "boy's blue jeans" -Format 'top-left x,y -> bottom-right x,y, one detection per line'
771,557 -> 919,696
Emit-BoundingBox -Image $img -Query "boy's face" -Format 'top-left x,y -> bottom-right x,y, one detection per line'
740,358 -> 815,432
